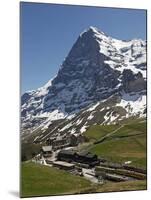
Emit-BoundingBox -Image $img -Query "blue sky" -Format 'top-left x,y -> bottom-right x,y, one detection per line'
20,2 -> 146,93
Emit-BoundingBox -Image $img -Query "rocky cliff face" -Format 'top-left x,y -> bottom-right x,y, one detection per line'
21,26 -> 146,136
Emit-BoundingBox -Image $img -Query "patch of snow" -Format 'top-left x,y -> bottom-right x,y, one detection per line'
102,110 -> 119,124
35,79 -> 52,97
67,114 -> 76,120
41,110 -> 66,131
104,60 -> 146,79
80,125 -> 88,133
87,102 -> 100,111
87,112 -> 94,120
33,136 -> 40,142
110,112 -> 119,122
106,107 -> 110,109
60,122 -> 73,132
70,128 -> 76,134
76,118 -> 83,125
111,38 -> 133,51
116,93 -> 146,117
124,161 -> 132,165
80,26 -> 106,38
103,111 -> 110,124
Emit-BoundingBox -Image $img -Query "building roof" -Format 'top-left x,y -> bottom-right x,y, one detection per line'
53,161 -> 75,167
58,149 -> 76,156
78,151 -> 89,156
78,152 -> 97,158
42,146 -> 52,152
86,153 -> 97,159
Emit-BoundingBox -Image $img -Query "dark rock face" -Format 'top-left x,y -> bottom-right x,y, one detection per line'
52,29 -> 107,85
122,69 -> 146,92
21,92 -> 32,105
43,29 -> 121,113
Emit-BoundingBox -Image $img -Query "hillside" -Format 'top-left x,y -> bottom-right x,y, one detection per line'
21,162 -> 95,197
21,162 -> 146,197
21,117 -> 147,197
82,119 -> 146,168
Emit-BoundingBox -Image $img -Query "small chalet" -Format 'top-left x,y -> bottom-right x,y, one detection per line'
53,136 -> 70,150
46,135 -> 70,150
41,146 -> 52,157
57,150 -> 100,167
46,133 -> 86,150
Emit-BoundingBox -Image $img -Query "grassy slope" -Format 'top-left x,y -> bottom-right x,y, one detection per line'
21,162 -> 95,197
21,118 -> 147,197
84,124 -> 120,142
21,162 -> 146,197
96,180 -> 147,193
84,120 -> 147,168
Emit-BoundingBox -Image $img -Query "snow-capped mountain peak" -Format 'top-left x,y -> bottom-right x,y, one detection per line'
80,26 -> 106,36
21,26 -> 146,136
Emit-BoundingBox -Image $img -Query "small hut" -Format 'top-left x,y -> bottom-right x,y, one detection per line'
41,146 -> 52,157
